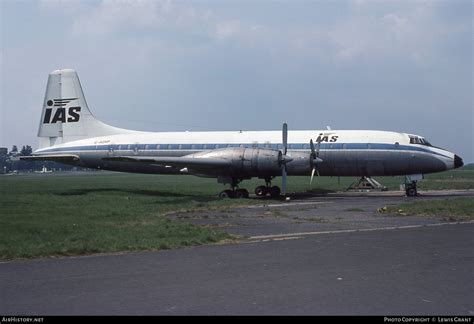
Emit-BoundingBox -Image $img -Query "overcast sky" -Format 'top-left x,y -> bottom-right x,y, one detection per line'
1,0 -> 472,161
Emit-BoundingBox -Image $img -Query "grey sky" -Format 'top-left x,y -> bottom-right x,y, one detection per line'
1,0 -> 472,162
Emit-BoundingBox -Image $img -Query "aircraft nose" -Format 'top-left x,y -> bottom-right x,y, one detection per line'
454,154 -> 464,169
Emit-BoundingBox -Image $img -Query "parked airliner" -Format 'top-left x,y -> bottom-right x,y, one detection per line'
22,69 -> 464,198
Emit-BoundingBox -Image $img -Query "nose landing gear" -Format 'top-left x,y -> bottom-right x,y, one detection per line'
403,175 -> 422,197
405,181 -> 418,197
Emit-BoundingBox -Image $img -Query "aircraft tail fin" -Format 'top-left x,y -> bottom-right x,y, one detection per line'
38,69 -> 132,149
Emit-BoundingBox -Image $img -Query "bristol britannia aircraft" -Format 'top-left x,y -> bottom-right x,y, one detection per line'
22,69 -> 464,198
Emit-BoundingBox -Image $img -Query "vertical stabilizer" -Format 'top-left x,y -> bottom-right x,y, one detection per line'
38,69 -> 132,148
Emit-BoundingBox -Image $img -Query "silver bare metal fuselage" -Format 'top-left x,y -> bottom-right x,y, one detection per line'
40,142 -> 453,178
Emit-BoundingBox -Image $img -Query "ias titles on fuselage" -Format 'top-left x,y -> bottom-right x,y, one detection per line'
315,134 -> 339,142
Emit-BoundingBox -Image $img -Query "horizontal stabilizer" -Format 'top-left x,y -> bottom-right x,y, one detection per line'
20,154 -> 80,162
103,156 -> 231,168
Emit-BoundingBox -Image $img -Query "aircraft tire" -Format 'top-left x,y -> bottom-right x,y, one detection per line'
406,188 -> 417,197
219,190 -> 235,198
255,186 -> 268,197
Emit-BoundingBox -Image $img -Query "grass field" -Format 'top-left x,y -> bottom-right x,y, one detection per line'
386,198 -> 474,221
1,166 -> 473,260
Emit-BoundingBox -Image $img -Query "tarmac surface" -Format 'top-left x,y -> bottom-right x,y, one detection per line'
1,190 -> 473,315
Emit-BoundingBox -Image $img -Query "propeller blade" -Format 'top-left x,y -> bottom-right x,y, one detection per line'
316,136 -> 321,158
309,137 -> 323,185
281,165 -> 287,196
282,123 -> 288,155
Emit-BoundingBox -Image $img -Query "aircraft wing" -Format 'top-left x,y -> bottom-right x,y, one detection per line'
20,154 -> 80,162
102,156 -> 232,168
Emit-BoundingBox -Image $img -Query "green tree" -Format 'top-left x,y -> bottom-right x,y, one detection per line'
20,145 -> 33,156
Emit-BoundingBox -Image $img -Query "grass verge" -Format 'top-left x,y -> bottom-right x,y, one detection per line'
384,197 -> 474,221
0,173 -> 259,260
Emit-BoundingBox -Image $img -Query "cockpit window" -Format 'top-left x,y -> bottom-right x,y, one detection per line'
409,135 -> 432,146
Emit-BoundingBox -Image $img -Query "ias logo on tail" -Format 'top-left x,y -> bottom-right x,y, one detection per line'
43,98 -> 81,124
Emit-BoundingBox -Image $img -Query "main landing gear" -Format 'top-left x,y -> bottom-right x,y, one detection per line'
218,177 -> 282,199
218,188 -> 249,199
218,178 -> 250,199
255,178 -> 281,198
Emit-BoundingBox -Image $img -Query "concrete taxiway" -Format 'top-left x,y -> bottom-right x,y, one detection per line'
1,190 -> 473,315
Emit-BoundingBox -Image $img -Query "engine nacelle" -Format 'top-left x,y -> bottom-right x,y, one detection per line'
189,147 -> 282,177
285,151 -> 312,175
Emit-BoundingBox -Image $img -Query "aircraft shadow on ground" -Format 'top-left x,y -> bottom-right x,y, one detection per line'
50,187 -> 445,202
53,188 -> 218,202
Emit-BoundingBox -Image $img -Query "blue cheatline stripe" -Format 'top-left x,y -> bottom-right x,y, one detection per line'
37,143 -> 451,159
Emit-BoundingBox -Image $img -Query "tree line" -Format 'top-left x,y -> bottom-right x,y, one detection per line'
1,145 -> 85,173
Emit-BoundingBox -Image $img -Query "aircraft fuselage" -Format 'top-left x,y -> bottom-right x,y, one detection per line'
34,129 -> 461,178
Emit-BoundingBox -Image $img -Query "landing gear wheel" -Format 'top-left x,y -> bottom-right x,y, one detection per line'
235,189 -> 249,199
269,186 -> 281,198
406,187 -> 417,197
255,186 -> 268,197
405,181 -> 418,197
219,189 -> 235,198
